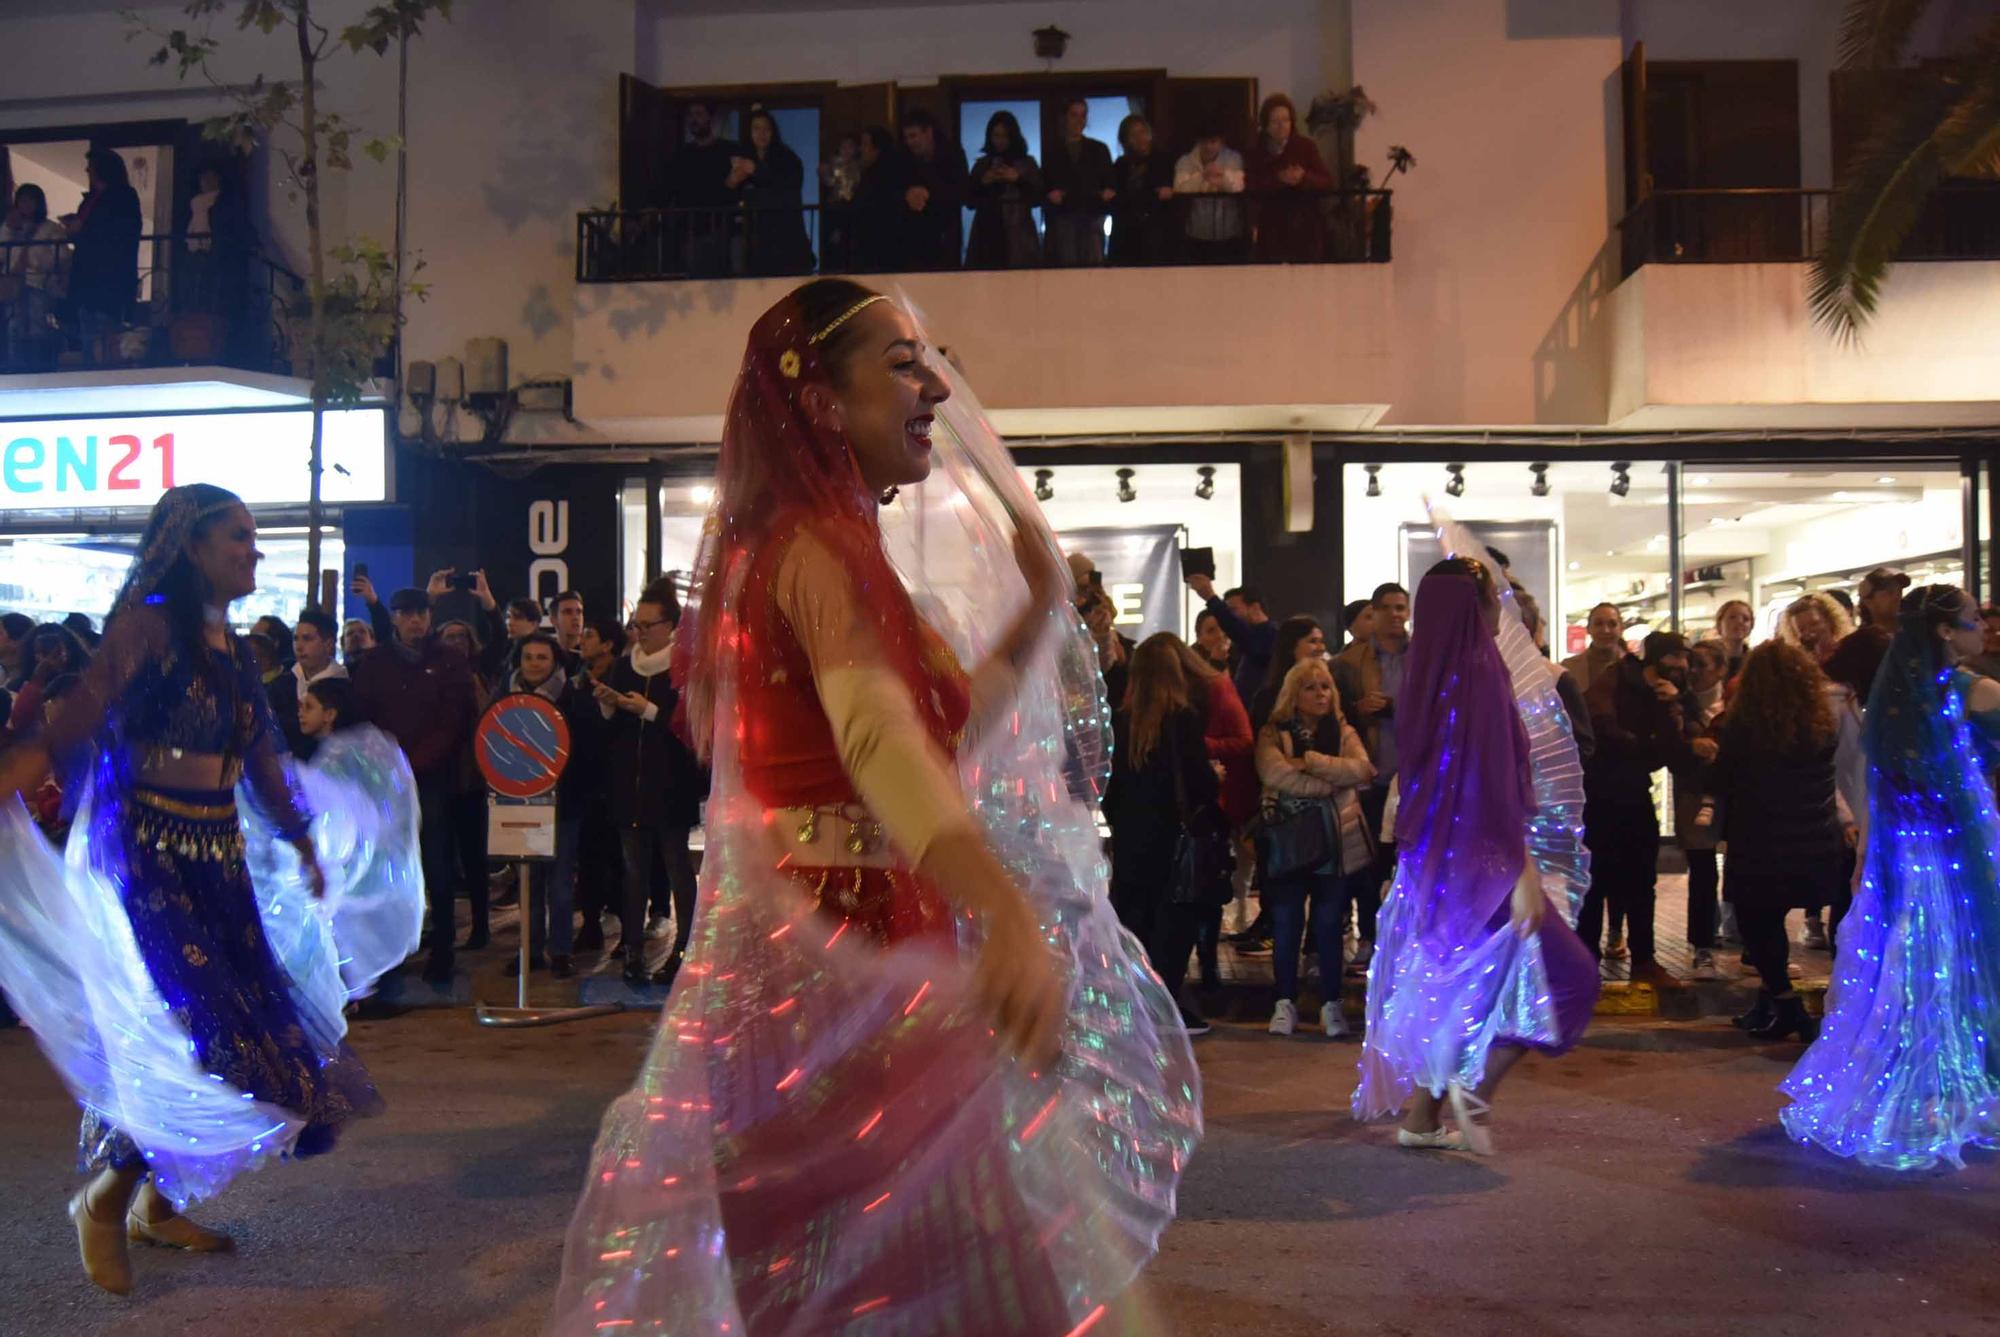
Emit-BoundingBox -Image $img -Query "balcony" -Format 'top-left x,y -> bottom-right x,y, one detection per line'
0,232 -> 310,416
570,204 -> 1398,441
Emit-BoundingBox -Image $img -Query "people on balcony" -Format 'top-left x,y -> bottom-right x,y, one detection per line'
739,108 -> 814,277
967,111 -> 1044,270
1246,93 -> 1333,264
1173,127 -> 1247,264
64,147 -> 141,353
1110,115 -> 1178,267
664,100 -> 743,279
899,108 -> 969,271
818,133 -> 863,272
1,183 -> 68,371
1042,97 -> 1114,268
852,126 -> 912,275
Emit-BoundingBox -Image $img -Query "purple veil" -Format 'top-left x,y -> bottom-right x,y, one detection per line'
1391,566 -> 1537,951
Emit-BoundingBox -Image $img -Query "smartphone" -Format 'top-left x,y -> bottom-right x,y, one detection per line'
353,562 -> 369,580
1179,546 -> 1216,580
451,571 -> 478,591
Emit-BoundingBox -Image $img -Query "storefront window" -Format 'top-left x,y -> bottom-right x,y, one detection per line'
0,527 -> 342,631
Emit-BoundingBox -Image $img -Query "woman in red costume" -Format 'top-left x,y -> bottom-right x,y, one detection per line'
551,279 -> 1201,1336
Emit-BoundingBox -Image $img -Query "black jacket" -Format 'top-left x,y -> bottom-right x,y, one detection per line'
1104,705 -> 1218,895
1043,135 -> 1115,217
904,142 -> 970,268
1110,150 -> 1177,263
1583,655 -> 1699,817
602,653 -> 707,829
1710,720 -> 1845,892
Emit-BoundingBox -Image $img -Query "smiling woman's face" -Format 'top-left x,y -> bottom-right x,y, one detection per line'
819,302 -> 952,493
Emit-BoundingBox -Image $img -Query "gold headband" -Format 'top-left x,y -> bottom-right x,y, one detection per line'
806,294 -> 887,346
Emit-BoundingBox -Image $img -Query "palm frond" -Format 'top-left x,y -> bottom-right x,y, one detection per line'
1810,78 -> 1960,340
1837,0 -> 1934,69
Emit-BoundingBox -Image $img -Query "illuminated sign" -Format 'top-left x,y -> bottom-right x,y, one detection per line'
0,408 -> 388,512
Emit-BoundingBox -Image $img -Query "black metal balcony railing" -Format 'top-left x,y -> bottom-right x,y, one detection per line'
577,190 -> 1394,284
0,232 -> 303,377
1618,185 -> 2000,275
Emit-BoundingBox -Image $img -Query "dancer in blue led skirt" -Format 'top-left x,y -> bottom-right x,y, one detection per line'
0,485 -> 423,1294
1782,583 -> 2000,1171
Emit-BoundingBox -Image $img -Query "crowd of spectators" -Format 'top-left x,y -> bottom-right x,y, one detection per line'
624,92 -> 1381,280
1079,549 -> 1980,1046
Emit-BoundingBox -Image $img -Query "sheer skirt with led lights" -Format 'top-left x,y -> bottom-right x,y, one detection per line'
1780,667 -> 2000,1170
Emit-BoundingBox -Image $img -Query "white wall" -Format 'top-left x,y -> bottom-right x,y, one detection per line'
1351,0 -> 1624,426
643,0 -> 1336,105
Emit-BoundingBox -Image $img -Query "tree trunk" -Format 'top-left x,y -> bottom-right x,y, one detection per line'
298,6 -> 326,607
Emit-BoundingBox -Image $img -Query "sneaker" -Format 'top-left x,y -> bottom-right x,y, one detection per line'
1269,999 -> 1297,1036
1178,1004 -> 1212,1037
1629,960 -> 1682,991
1347,940 -> 1375,976
1320,1002 -> 1349,1038
1787,961 -> 1804,980
1604,933 -> 1629,961
1802,915 -> 1829,951
646,915 -> 673,941
1717,905 -> 1740,945
1690,949 -> 1720,980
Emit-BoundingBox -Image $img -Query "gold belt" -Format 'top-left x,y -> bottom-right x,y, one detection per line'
765,803 -> 896,869
133,789 -> 237,822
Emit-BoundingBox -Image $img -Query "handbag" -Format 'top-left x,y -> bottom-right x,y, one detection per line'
1248,724 -> 1340,880
1165,721 -> 1236,908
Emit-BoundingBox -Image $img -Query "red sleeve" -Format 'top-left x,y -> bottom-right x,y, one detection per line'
1244,144 -> 1278,193
1204,674 -> 1253,765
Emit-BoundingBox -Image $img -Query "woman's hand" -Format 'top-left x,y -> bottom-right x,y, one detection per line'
920,829 -> 1065,1067
1510,859 -> 1546,939
1012,529 -> 1068,611
291,837 -> 327,900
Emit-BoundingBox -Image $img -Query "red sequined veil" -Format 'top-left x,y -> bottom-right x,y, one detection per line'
549,287 -> 1200,1335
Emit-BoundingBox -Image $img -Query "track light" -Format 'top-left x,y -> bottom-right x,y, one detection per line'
1445,463 -> 1465,498
1609,461 -> 1631,498
1115,467 -> 1136,503
1194,466 -> 1215,500
1530,462 -> 1550,497
1364,464 -> 1381,498
1033,468 -> 1054,502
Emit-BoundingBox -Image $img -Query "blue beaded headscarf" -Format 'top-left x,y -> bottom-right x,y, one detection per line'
110,483 -> 245,622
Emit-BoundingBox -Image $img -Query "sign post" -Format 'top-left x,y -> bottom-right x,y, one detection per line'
473,693 -> 620,1028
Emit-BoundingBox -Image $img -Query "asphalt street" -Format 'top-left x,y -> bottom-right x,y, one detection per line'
1,1008 -> 1996,1336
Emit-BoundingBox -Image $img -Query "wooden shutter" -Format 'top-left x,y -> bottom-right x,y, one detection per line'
619,73 -> 681,211
1157,77 -> 1258,160
1621,42 -> 1649,212
821,82 -> 897,163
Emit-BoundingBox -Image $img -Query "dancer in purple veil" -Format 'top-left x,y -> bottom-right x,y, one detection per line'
1353,554 -> 1599,1153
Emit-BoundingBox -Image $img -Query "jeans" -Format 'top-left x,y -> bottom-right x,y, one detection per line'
417,780 -> 457,976
526,817 -> 583,957
620,822 -> 696,964
1580,807 -> 1658,965
1686,847 -> 1719,949
1266,869 -> 1352,1003
1044,214 -> 1106,266
449,790 -> 489,940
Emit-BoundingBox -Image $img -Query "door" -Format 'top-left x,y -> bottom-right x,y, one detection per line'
1643,60 -> 1801,262
1156,76 -> 1257,161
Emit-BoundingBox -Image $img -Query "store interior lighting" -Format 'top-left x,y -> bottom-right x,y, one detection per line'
1195,466 -> 1216,500
1033,468 -> 1054,502
1116,467 -> 1136,503
1610,462 -> 1631,498
1445,463 -> 1466,498
1365,464 -> 1381,498
1530,462 -> 1550,497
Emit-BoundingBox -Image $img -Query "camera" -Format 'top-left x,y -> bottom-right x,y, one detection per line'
451,571 -> 479,592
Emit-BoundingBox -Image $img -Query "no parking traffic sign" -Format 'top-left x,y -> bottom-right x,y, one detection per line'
476,693 -> 571,799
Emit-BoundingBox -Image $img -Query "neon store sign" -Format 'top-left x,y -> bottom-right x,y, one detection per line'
0,408 -> 387,511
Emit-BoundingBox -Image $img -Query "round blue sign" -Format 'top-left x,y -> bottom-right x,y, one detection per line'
476,694 -> 571,799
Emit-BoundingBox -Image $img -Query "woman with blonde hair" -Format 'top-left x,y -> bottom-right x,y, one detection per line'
1254,657 -> 1374,1036
1779,591 -> 1852,667
1106,633 -> 1226,1032
1708,641 -> 1847,1042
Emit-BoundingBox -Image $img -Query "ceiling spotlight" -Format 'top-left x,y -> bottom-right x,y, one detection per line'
1530,462 -> 1550,497
1115,467 -> 1136,503
1445,463 -> 1466,498
690,484 -> 715,505
1365,464 -> 1382,498
1033,468 -> 1054,502
1567,560 -> 1581,571
1691,475 -> 1712,486
1877,475 -> 1897,484
1609,461 -> 1631,498
1194,465 -> 1216,500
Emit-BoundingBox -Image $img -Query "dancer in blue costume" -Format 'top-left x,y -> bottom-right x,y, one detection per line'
1782,584 -> 2000,1170
0,485 -> 422,1294
1353,540 -> 1599,1155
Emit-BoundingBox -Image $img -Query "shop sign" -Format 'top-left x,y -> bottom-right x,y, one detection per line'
0,408 -> 387,512
1060,524 -> 1186,640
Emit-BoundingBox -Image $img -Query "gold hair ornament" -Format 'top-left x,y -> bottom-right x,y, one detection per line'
806,294 -> 887,346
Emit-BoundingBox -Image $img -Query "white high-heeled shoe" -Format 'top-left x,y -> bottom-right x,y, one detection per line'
1448,1083 -> 1496,1156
